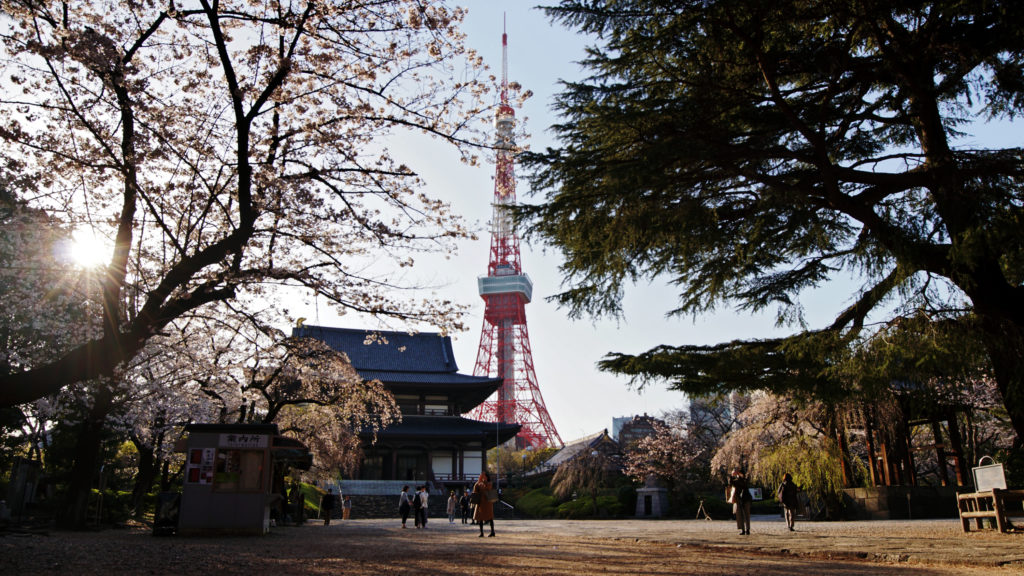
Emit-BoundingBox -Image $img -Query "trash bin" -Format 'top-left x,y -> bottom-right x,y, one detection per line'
153,492 -> 180,536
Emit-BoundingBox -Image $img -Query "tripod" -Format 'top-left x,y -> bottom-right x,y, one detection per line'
696,499 -> 713,521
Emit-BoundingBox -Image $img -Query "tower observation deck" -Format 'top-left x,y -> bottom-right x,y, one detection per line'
465,24 -> 562,449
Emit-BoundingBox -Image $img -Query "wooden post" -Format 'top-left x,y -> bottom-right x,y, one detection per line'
945,410 -> 967,487
931,419 -> 950,487
836,424 -> 854,488
864,404 -> 881,487
879,439 -> 894,486
899,399 -> 917,486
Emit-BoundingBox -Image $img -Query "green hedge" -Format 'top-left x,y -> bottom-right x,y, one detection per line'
556,495 -> 623,519
515,488 -> 558,518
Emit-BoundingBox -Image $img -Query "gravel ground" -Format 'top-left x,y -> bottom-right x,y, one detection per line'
3,516 -> 1023,575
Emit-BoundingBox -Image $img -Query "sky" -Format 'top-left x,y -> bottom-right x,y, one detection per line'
291,1 -> 851,443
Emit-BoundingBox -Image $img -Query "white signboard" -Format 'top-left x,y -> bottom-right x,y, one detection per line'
973,463 -> 1007,492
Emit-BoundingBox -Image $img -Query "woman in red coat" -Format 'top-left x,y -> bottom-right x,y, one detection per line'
472,472 -> 496,537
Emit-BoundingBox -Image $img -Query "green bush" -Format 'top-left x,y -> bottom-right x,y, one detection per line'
596,494 -> 623,517
556,497 -> 591,519
616,484 -> 637,514
555,494 -> 623,519
516,488 -> 558,518
90,489 -> 134,524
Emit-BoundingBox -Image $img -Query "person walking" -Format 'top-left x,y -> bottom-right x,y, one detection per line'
447,491 -> 458,524
728,468 -> 753,535
459,491 -> 470,524
418,485 -> 430,528
472,472 -> 496,537
777,473 -> 800,531
399,485 -> 412,528
320,488 -> 336,526
342,495 -> 352,520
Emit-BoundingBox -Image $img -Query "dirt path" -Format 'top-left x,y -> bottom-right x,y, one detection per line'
3,518 -> 1023,575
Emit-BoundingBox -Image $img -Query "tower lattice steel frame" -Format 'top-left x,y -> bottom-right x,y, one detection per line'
466,25 -> 563,449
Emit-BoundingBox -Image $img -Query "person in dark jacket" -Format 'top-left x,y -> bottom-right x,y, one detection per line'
459,491 -> 470,524
777,473 -> 800,531
320,488 -> 336,526
289,481 -> 304,526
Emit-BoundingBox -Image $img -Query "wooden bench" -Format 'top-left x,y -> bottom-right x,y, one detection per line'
957,489 -> 1024,533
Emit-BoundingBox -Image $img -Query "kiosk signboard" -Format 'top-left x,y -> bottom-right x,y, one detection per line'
221,433 -> 269,449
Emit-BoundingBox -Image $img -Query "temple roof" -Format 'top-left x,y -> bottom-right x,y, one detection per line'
292,325 -> 503,407
294,325 -> 460,372
363,415 -> 521,449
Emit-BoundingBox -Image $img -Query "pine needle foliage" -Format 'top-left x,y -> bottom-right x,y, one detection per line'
523,0 -> 1024,443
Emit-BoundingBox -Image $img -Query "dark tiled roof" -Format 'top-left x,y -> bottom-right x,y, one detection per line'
292,325 -> 459,373
292,325 -> 503,406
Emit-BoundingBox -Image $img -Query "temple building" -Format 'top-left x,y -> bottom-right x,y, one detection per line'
292,324 -> 520,495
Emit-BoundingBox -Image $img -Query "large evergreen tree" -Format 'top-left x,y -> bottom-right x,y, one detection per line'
523,1 -> 1024,443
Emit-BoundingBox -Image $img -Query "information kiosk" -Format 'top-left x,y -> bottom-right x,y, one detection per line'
177,423 -> 308,535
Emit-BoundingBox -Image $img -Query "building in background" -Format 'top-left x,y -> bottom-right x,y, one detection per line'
614,413 -> 663,450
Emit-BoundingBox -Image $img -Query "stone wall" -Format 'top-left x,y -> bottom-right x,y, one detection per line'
842,486 -> 959,520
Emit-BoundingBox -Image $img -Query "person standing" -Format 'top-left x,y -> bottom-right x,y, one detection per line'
399,485 -> 412,528
289,480 -> 304,526
777,473 -> 800,531
342,495 -> 352,520
418,485 -> 430,528
472,472 -> 496,537
320,488 -> 336,526
728,468 -> 753,535
459,491 -> 470,524
412,485 -> 423,528
447,491 -> 458,524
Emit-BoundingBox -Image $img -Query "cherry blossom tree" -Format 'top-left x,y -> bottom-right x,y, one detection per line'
183,318 -> 400,479
1,171 -> 103,495
0,0 -> 491,407
621,420 -> 706,493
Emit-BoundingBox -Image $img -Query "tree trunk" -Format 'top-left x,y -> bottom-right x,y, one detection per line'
58,385 -> 114,530
160,460 -> 171,492
130,439 -> 157,518
979,316 -> 1024,451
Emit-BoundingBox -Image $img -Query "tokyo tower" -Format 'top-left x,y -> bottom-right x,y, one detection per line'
466,24 -> 563,449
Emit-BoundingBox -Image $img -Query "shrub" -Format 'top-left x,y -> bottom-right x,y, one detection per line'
555,494 -> 623,519
90,489 -> 136,524
556,497 -> 592,519
516,488 -> 558,518
616,484 -> 637,514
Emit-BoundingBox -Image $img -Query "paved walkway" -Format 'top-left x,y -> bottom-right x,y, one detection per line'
394,514 -> 1024,568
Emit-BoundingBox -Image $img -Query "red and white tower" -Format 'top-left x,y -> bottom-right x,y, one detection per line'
466,25 -> 563,449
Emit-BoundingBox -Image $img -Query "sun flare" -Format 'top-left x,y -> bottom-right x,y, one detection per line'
69,229 -> 111,269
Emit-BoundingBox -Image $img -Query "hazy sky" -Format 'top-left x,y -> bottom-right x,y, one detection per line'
292,1 -> 849,442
